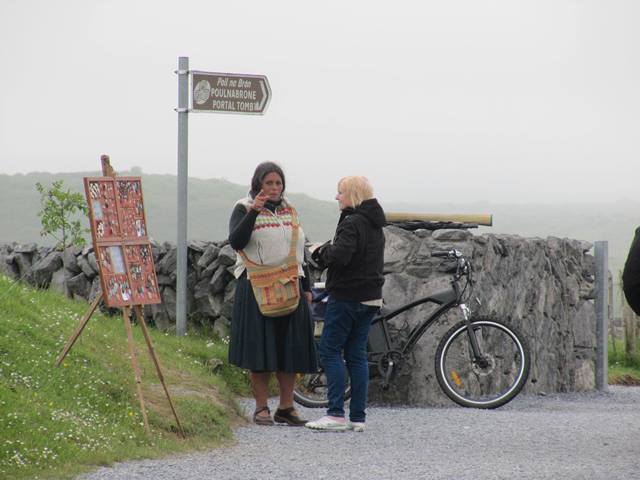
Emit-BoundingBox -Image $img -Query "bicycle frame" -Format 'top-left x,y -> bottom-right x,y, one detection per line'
374,281 -> 460,357
368,279 -> 487,376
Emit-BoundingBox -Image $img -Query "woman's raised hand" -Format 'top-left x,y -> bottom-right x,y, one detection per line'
251,190 -> 269,211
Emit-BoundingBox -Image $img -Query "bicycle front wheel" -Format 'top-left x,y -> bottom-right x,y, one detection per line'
435,319 -> 530,409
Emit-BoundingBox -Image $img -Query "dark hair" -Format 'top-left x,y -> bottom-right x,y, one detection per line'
250,162 -> 285,198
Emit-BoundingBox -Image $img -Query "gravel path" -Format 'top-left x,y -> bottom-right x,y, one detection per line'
81,386 -> 640,480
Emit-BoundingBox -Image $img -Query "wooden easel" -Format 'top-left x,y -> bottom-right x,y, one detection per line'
55,155 -> 185,438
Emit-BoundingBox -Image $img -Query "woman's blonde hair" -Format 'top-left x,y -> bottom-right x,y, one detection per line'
338,176 -> 374,208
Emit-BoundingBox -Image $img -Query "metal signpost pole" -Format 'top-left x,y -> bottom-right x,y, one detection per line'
176,57 -> 189,336
594,240 -> 608,391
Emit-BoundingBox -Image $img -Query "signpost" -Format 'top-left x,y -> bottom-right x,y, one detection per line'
191,71 -> 271,114
175,58 -> 271,336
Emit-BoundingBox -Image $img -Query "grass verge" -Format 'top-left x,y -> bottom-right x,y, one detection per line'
0,275 -> 250,479
608,337 -> 640,385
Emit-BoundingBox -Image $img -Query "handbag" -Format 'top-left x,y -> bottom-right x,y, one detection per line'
239,208 -> 301,317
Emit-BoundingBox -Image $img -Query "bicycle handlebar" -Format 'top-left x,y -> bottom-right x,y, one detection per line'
432,249 -> 473,299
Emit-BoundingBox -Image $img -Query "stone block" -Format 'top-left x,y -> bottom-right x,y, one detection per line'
63,246 -> 82,273
431,229 -> 472,241
29,250 -> 63,288
188,240 -> 208,253
156,274 -> 173,286
50,268 -> 71,296
14,243 -> 37,254
161,287 -> 177,322
156,248 -> 177,275
210,265 -> 229,294
201,258 -> 221,278
218,244 -> 237,266
67,273 -> 91,300
213,316 -> 231,339
76,254 -> 96,278
194,277 -> 212,300
13,253 -> 32,277
198,244 -> 220,269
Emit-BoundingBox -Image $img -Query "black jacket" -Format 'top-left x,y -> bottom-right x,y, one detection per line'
623,227 -> 640,315
315,199 -> 386,302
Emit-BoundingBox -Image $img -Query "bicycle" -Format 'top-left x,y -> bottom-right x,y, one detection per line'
294,249 -> 530,409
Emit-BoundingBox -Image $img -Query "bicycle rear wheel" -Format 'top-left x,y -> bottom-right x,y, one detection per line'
435,319 -> 530,409
293,368 -> 351,409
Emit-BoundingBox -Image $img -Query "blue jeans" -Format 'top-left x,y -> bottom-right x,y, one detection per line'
319,297 -> 377,422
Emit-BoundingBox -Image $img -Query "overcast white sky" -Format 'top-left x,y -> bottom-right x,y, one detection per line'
1,1 -> 638,204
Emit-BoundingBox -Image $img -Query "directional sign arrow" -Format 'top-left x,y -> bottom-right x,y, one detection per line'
190,71 -> 271,115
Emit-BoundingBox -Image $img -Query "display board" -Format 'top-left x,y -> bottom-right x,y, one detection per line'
84,177 -> 161,307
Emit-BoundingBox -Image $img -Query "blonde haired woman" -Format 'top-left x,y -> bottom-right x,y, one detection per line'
306,176 -> 385,432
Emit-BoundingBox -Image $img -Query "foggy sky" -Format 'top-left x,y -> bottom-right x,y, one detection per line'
1,0 -> 638,205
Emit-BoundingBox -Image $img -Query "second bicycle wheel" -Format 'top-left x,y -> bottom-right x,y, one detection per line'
435,319 -> 530,409
293,368 -> 351,409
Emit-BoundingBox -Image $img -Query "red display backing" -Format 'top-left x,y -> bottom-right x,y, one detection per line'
84,177 -> 161,307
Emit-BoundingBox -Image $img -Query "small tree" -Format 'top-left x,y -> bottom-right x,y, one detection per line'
35,180 -> 89,250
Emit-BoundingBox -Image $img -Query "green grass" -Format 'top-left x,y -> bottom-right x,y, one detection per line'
608,337 -> 640,385
0,275 -> 250,479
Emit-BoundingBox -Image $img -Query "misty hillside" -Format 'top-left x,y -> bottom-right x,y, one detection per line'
0,170 -> 339,245
1,171 -> 637,278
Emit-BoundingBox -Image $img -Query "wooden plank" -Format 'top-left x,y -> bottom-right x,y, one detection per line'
134,305 -> 186,438
55,294 -> 102,366
123,306 -> 150,434
385,212 -> 493,226
101,154 -> 117,177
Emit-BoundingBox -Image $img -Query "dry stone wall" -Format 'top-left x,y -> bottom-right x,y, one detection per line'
0,227 -> 597,404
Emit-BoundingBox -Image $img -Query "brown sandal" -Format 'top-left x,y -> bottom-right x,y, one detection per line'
274,407 -> 307,426
253,406 -> 274,426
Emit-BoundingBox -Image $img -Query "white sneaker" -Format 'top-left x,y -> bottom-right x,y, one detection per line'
348,421 -> 366,432
305,416 -> 348,431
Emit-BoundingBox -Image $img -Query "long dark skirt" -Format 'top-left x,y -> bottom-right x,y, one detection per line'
228,275 -> 317,373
